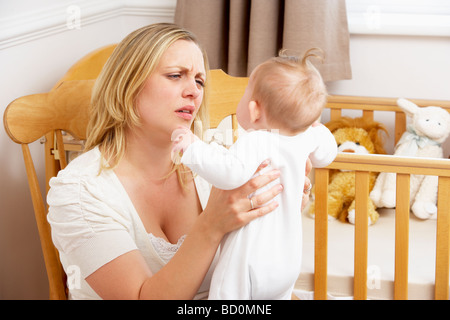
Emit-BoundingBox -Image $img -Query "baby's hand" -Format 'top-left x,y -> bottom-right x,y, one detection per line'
171,126 -> 199,162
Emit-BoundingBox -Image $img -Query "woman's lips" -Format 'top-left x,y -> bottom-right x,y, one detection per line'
175,106 -> 195,120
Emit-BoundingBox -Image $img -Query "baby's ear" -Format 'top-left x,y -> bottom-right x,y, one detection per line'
248,100 -> 262,123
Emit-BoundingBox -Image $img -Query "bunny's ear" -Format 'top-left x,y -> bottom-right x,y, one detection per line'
397,98 -> 420,117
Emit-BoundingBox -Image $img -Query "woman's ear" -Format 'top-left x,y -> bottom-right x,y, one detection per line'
248,100 -> 262,123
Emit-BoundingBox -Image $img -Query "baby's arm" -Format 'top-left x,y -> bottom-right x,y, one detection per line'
309,123 -> 338,168
179,133 -> 264,190
171,126 -> 200,161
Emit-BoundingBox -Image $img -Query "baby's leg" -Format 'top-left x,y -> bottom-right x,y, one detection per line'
208,231 -> 252,299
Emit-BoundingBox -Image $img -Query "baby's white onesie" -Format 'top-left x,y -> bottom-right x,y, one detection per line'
181,126 -> 337,299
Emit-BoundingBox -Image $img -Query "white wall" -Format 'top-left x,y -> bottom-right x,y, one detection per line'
0,0 -> 449,299
329,35 -> 450,101
327,33 -> 450,154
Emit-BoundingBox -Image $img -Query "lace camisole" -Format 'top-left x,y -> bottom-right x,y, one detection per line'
148,233 -> 186,263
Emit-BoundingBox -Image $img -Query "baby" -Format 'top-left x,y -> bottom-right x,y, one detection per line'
172,49 -> 337,299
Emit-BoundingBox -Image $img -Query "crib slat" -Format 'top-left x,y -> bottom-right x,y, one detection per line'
231,114 -> 239,142
394,112 -> 406,145
354,171 -> 369,300
330,109 -> 341,121
394,173 -> 410,300
435,176 -> 450,300
362,110 -> 374,121
314,168 -> 329,300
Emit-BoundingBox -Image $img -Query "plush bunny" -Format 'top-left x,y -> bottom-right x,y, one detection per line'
370,98 -> 450,219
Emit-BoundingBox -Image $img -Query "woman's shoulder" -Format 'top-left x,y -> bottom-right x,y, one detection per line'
48,146 -> 116,201
47,146 -> 132,229
58,147 -> 103,178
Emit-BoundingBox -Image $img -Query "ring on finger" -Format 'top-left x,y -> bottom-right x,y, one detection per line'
305,183 -> 312,193
249,198 -> 254,210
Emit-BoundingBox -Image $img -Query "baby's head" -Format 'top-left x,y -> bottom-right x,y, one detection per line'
237,48 -> 327,134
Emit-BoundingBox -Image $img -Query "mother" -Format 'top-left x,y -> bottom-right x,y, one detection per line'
47,23 -> 309,299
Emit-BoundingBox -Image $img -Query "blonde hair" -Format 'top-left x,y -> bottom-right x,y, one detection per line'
251,48 -> 327,133
85,23 -> 210,178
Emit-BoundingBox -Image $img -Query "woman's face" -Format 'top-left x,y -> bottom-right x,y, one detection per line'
135,39 -> 206,141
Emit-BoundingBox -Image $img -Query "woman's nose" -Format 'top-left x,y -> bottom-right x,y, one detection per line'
183,79 -> 201,99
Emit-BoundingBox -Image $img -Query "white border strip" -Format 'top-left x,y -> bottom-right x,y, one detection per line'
0,0 -> 176,50
346,0 -> 450,37
348,11 -> 450,37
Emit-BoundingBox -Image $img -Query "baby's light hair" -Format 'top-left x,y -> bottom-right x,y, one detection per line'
251,48 -> 327,134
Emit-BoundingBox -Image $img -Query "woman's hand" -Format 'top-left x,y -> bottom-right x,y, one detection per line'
302,158 -> 313,210
202,160 -> 282,241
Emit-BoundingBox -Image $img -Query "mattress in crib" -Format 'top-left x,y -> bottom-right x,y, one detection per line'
296,208 -> 441,300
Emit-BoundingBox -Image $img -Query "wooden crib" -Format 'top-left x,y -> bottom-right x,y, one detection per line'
296,96 -> 450,300
204,70 -> 450,300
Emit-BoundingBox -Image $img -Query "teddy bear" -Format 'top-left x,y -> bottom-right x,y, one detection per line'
370,98 -> 450,220
308,117 -> 388,225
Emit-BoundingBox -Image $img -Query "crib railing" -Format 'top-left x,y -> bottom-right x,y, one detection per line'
314,150 -> 450,300
314,96 -> 450,300
326,95 -> 450,144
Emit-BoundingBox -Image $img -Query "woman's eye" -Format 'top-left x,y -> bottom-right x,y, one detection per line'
168,74 -> 181,79
196,79 -> 205,87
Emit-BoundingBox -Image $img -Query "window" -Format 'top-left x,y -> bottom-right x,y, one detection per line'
346,0 -> 450,36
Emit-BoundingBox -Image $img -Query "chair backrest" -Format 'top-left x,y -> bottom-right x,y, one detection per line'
3,80 -> 94,299
196,69 -> 249,143
3,45 -> 115,300
44,44 -> 117,193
